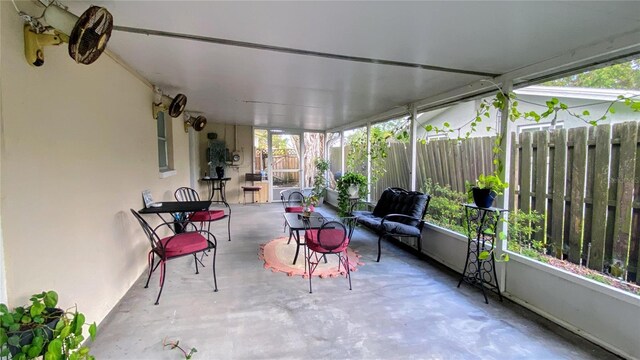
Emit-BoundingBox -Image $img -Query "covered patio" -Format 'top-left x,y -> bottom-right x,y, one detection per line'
1,1 -> 640,359
90,203 -> 617,359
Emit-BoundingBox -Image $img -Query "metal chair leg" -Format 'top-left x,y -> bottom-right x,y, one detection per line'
212,243 -> 218,292
155,261 -> 167,305
307,246 -> 313,294
145,252 -> 155,288
377,234 -> 384,262
343,252 -> 352,290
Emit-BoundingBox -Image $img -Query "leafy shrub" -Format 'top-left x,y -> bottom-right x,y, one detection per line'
422,179 -> 466,234
506,209 -> 545,254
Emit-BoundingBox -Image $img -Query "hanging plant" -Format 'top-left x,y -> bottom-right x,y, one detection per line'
336,172 -> 367,216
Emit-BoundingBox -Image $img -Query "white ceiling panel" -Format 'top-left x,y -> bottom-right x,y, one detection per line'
57,1 -> 640,130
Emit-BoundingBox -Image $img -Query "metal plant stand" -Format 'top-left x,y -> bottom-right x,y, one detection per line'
457,203 -> 507,304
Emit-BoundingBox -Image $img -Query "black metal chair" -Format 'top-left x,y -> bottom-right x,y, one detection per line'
304,216 -> 356,293
175,187 -> 231,242
130,209 -> 218,305
281,190 -> 315,244
241,173 -> 263,204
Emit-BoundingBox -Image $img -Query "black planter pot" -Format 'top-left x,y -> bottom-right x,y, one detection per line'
472,187 -> 497,208
215,166 -> 225,179
8,308 -> 63,356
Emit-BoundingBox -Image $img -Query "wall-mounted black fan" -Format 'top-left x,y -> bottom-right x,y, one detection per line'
24,5 -> 113,66
153,86 -> 187,118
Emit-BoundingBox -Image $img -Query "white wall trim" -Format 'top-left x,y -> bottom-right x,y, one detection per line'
424,223 -> 466,241
159,170 -> 177,179
503,293 -> 637,360
507,252 -> 640,307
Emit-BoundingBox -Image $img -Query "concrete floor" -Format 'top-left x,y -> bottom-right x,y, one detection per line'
90,203 -> 619,359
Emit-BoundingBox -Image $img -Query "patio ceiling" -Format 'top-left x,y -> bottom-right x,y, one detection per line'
62,1 -> 640,131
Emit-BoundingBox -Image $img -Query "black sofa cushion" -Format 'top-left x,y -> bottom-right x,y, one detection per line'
370,188 -> 429,225
352,211 -> 422,237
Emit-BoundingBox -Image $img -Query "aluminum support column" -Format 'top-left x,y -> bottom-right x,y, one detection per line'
409,105 -> 418,191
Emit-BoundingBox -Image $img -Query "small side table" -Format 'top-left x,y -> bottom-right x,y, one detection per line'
457,203 -> 507,304
347,196 -> 360,215
200,177 -> 231,205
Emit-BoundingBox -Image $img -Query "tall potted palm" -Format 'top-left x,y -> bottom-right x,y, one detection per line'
311,158 -> 330,206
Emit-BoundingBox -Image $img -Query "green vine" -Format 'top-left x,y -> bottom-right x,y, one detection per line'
424,90 -> 640,181
345,120 -> 410,192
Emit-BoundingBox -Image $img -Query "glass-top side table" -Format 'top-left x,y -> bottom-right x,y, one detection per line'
457,203 -> 508,304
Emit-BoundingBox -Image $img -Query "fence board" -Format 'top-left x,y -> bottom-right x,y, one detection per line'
520,132 -> 533,213
612,122 -> 638,279
483,136 -> 494,175
443,140 -> 457,189
453,142 -> 464,192
582,128 -> 596,263
441,141 -> 451,188
417,144 -> 426,190
535,131 -> 550,244
568,127 -> 588,264
471,139 -> 481,181
423,143 -> 433,185
551,129 -> 567,258
589,125 -> 611,270
433,141 -> 443,186
633,125 -> 640,282
426,143 -> 436,186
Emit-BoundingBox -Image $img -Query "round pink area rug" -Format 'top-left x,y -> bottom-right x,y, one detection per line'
259,236 -> 363,278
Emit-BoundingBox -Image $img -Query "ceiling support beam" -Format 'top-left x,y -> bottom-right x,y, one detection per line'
113,25 -> 498,77
335,28 -> 640,133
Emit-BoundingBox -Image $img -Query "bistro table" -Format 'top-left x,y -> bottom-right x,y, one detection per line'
139,200 -> 212,232
283,212 -> 326,266
200,177 -> 231,204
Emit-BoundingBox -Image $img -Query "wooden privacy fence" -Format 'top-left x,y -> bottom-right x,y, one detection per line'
511,122 -> 640,283
372,143 -> 411,200
415,137 -> 496,193
270,149 -> 299,170
334,137 -> 497,199
254,149 -> 303,170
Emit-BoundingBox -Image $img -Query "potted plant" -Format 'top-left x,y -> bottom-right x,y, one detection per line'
302,194 -> 319,217
336,171 -> 368,216
311,158 -> 330,206
0,290 -> 97,360
466,173 -> 508,208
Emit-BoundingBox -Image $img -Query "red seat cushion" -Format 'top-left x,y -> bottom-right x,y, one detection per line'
285,205 -> 314,213
189,210 -> 225,222
305,229 -> 349,253
160,232 -> 209,258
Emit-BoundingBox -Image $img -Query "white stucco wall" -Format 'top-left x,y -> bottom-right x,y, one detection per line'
0,1 -> 191,324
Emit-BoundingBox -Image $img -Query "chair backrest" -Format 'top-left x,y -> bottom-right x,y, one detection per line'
280,189 -> 304,208
175,187 -> 201,202
316,220 -> 349,252
245,173 -> 262,183
130,209 -> 162,251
